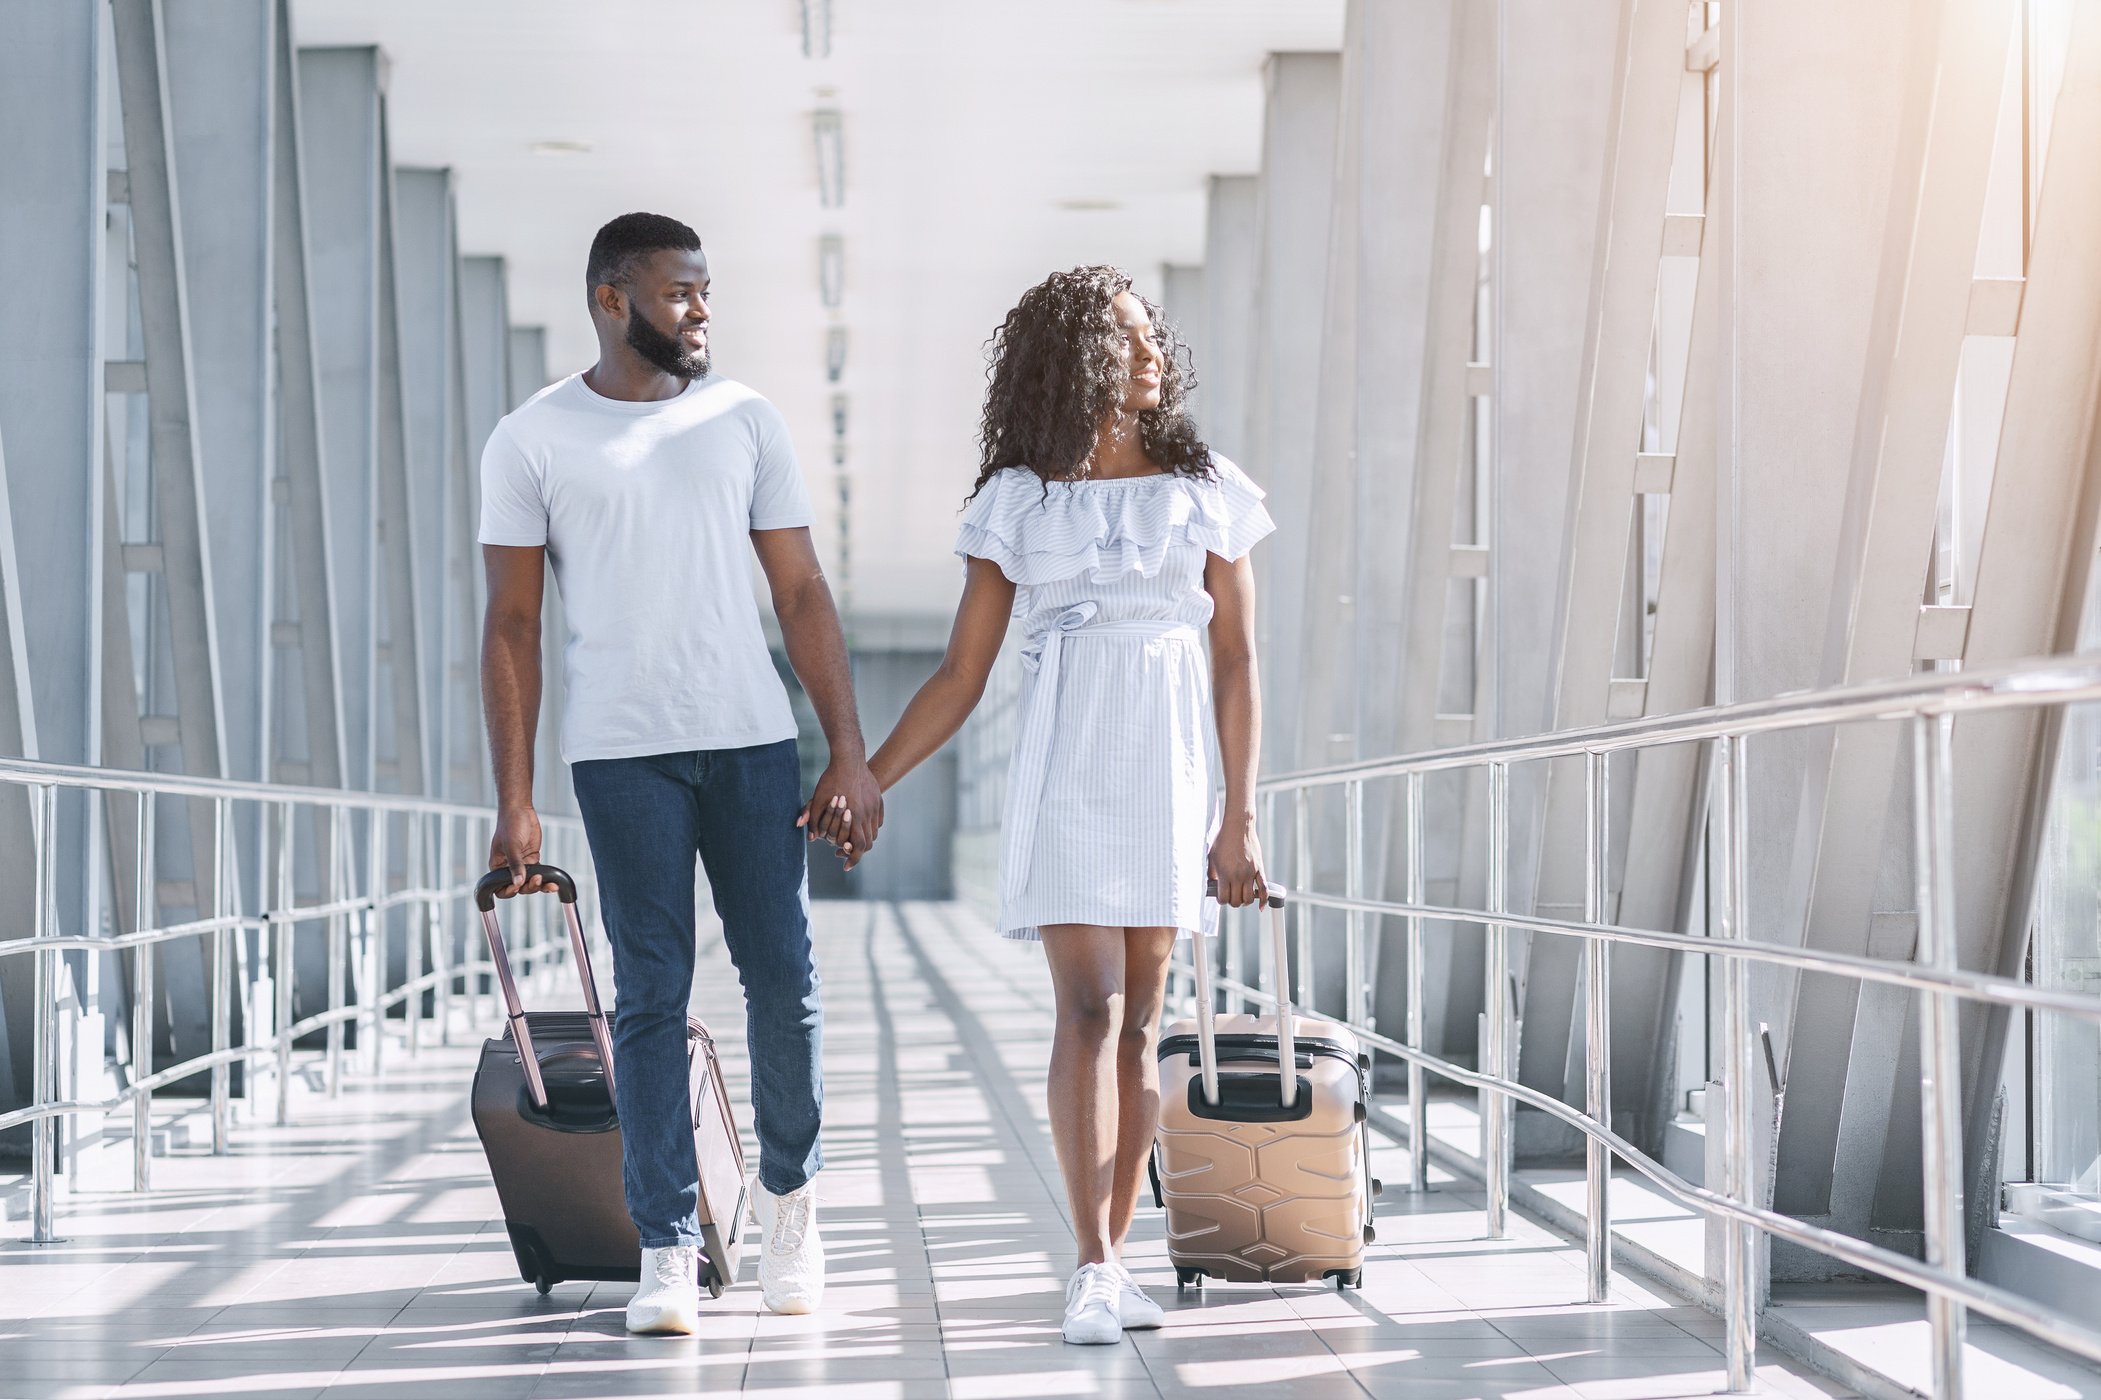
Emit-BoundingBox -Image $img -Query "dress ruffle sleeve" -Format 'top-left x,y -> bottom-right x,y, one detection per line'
1193,455 -> 1277,563
953,456 -> 1276,586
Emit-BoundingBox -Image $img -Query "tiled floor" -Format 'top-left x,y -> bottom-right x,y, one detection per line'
1,899 -> 1864,1399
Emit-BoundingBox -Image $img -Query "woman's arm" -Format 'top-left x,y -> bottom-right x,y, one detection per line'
868,554 -> 1017,798
1205,550 -> 1266,907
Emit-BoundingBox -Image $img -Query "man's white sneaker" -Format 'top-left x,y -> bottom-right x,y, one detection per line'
755,1180 -> 824,1315
626,1244 -> 701,1335
1112,1263 -> 1164,1329
1062,1262 -> 1123,1345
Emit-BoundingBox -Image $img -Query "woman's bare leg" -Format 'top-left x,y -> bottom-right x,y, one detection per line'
1110,927 -> 1179,1257
1040,924 -> 1126,1268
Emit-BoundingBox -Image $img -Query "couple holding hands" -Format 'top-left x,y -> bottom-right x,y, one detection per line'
479,212 -> 1271,1344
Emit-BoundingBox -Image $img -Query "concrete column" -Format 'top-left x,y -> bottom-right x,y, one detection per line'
1198,176 -> 1258,463
393,167 -> 468,800
1162,263 -> 1206,426
1243,54 -> 1341,781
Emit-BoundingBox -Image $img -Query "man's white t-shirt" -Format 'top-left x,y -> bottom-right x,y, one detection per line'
478,372 -> 814,764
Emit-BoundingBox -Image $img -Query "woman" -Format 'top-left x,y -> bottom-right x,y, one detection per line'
862,266 -> 1272,1344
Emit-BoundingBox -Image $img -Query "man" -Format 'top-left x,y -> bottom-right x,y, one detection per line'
479,211 -> 880,1334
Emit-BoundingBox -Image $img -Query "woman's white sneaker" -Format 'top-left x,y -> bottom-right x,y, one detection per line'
1112,1263 -> 1165,1329
626,1244 -> 701,1335
1062,1262 -> 1124,1344
755,1180 -> 824,1315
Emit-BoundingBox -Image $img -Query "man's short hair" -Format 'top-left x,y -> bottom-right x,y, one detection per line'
586,212 -> 702,290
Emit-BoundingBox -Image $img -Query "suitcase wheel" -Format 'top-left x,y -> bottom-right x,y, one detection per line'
1331,1268 -> 1363,1290
1371,1177 -> 1385,1198
534,1276 -> 553,1297
704,1270 -> 725,1301
1363,1223 -> 1378,1246
1174,1267 -> 1204,1291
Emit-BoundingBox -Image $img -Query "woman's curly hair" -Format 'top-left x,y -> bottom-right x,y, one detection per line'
969,265 -> 1212,500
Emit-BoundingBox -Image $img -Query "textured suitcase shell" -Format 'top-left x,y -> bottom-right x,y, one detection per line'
471,1011 -> 746,1295
467,867 -> 746,1296
1156,1011 -> 1369,1284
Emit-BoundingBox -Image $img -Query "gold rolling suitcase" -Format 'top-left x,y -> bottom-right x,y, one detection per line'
1153,886 -> 1378,1289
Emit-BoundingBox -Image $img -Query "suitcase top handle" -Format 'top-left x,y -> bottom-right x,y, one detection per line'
476,863 -> 579,912
1193,880 -> 1295,1110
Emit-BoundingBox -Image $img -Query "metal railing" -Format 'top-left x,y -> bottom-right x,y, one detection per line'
0,757 -> 590,1245
1175,655 -> 2101,1399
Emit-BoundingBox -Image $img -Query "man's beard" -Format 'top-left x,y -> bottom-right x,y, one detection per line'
626,311 -> 710,379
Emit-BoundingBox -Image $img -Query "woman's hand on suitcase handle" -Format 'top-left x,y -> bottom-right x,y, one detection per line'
1208,817 -> 1267,908
489,804 -> 546,896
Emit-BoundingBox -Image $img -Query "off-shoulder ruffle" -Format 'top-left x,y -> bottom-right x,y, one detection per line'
954,456 -> 1276,586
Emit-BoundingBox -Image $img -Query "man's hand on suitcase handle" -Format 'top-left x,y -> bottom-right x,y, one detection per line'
489,804 -> 547,897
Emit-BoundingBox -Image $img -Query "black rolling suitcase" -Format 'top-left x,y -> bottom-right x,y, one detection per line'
469,864 -> 747,1297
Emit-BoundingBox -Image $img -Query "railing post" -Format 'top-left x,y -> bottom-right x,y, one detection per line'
1484,760 -> 1510,1240
1346,779 -> 1366,1032
133,792 -> 156,1191
406,811 -> 424,1055
30,783 -> 58,1243
209,797 -> 232,1154
436,813 -> 454,1044
1584,749 -> 1613,1304
326,804 -> 346,1096
1294,785 -> 1312,1009
1912,712 -> 1967,1400
1405,770 -> 1429,1193
367,807 -> 385,1075
274,800 -> 294,1127
1716,733 -> 1758,1392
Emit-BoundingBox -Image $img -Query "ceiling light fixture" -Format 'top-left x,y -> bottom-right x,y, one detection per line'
826,326 -> 848,384
801,0 -> 832,59
528,139 -> 593,156
813,109 -> 845,208
1056,198 -> 1122,212
818,235 -> 845,310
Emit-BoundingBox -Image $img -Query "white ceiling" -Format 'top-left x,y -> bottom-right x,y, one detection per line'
293,0 -> 1345,622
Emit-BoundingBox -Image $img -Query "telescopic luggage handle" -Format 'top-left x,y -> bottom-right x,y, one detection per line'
1198,880 -> 1296,1110
473,864 -> 615,1112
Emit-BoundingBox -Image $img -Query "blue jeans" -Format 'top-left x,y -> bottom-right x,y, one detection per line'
571,739 -> 824,1249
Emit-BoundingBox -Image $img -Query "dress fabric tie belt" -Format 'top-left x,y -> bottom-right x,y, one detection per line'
1002,603 -> 1201,917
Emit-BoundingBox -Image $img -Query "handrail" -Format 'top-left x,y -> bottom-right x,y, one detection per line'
0,762 -> 591,1247
1190,651 -> 2101,1398
1257,652 -> 2101,789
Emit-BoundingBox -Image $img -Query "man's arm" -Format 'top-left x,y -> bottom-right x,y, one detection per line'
482,544 -> 547,894
750,526 -> 884,862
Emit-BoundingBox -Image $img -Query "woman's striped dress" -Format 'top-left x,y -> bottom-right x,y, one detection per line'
954,456 -> 1275,942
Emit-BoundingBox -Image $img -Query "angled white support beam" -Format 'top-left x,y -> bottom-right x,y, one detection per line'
1386,0 -> 1496,1059
266,0 -> 348,793
1759,0 -> 2011,1250
297,46 -> 384,790
110,0 -> 231,793
1512,0 -> 1686,1117
162,0 -> 271,792
0,8 -> 100,1004
1941,3 -> 2101,1255
0,420 -> 44,1138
